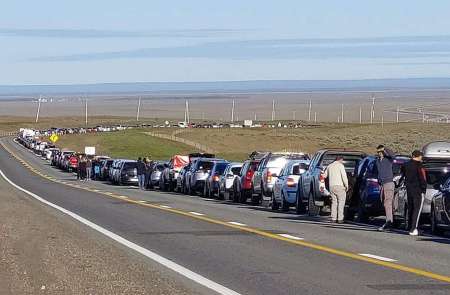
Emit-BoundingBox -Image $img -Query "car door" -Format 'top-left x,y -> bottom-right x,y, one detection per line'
252,158 -> 265,193
302,153 -> 319,199
274,165 -> 286,201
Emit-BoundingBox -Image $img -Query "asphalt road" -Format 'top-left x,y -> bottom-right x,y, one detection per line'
2,137 -> 450,294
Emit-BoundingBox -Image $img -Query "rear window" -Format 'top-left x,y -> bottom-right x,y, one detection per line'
156,165 -> 165,171
322,153 -> 363,170
198,161 -> 214,171
123,162 -> 137,169
231,167 -> 241,175
215,163 -> 228,174
424,163 -> 450,185
267,156 -> 288,168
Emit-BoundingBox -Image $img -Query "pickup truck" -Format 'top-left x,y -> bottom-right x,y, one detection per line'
296,149 -> 366,216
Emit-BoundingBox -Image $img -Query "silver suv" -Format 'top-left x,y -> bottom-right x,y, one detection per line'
252,152 -> 309,204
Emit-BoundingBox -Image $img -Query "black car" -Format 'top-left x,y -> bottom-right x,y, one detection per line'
352,155 -> 410,221
117,160 -> 139,185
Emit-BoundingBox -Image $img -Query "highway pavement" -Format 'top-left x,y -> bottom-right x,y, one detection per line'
1,137 -> 450,294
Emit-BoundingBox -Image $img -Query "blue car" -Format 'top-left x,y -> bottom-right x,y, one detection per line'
352,155 -> 409,221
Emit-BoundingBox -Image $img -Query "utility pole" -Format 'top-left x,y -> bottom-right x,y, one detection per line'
271,99 -> 275,121
381,113 -> 384,128
293,110 -> 296,121
359,106 -> 362,124
35,95 -> 42,123
370,95 -> 375,124
254,112 -> 257,121
314,112 -> 317,123
422,112 -> 425,123
85,98 -> 88,126
308,100 -> 312,122
185,100 -> 190,124
341,104 -> 344,123
396,105 -> 399,123
231,99 -> 235,123
136,97 -> 141,121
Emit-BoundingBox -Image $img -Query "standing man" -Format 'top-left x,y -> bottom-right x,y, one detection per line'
323,156 -> 349,223
77,154 -> 82,181
137,157 -> 145,190
85,157 -> 92,181
376,145 -> 395,231
401,150 -> 427,236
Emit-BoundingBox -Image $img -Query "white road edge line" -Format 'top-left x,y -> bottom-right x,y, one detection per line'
278,234 -> 304,240
189,211 -> 205,216
160,205 -> 172,209
0,169 -> 241,295
359,253 -> 397,262
227,222 -> 247,226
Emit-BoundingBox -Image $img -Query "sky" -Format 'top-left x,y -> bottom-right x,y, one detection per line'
1,0 -> 450,85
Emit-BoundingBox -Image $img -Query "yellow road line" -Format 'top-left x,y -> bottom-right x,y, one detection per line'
2,140 -> 450,284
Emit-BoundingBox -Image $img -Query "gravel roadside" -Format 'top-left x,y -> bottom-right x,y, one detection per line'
0,177 -> 200,295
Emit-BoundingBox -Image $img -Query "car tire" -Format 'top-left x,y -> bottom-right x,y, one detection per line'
431,204 -> 443,236
357,197 -> 368,223
240,189 -> 248,204
295,189 -> 306,214
203,183 -> 209,198
271,194 -> 279,210
308,189 -> 321,216
233,186 -> 240,203
281,192 -> 289,212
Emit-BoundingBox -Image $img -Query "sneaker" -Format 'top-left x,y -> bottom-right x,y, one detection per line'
409,229 -> 419,236
337,220 -> 345,224
331,219 -> 337,223
378,221 -> 392,231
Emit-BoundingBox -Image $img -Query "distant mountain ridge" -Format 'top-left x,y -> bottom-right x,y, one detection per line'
1,78 -> 450,96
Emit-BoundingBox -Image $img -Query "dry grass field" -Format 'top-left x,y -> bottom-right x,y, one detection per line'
173,123 -> 450,160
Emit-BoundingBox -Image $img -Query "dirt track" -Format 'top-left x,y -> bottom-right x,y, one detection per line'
0,177 -> 197,295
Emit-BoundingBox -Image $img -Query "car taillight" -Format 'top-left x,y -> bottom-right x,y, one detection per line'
245,171 -> 253,180
319,173 -> 325,183
213,175 -> 220,182
286,177 -> 296,187
267,171 -> 272,183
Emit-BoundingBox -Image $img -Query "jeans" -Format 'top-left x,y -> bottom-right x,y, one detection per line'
330,185 -> 346,221
86,168 -> 91,180
138,174 -> 145,189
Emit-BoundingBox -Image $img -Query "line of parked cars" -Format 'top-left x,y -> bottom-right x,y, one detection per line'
16,131 -> 450,236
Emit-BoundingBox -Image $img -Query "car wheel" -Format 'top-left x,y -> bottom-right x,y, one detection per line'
203,183 -> 209,198
233,186 -> 240,203
357,197 -> 368,223
308,189 -> 321,216
295,188 -> 306,214
271,193 -> 279,210
281,192 -> 289,212
431,204 -> 443,235
239,189 -> 248,204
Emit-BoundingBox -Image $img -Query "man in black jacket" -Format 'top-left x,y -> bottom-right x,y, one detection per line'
137,157 -> 146,190
401,150 -> 427,236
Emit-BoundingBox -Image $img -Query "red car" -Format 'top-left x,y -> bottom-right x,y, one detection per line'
231,159 -> 261,204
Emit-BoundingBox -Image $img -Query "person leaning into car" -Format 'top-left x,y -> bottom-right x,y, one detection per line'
401,150 -> 427,236
323,156 -> 348,224
376,145 -> 395,231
